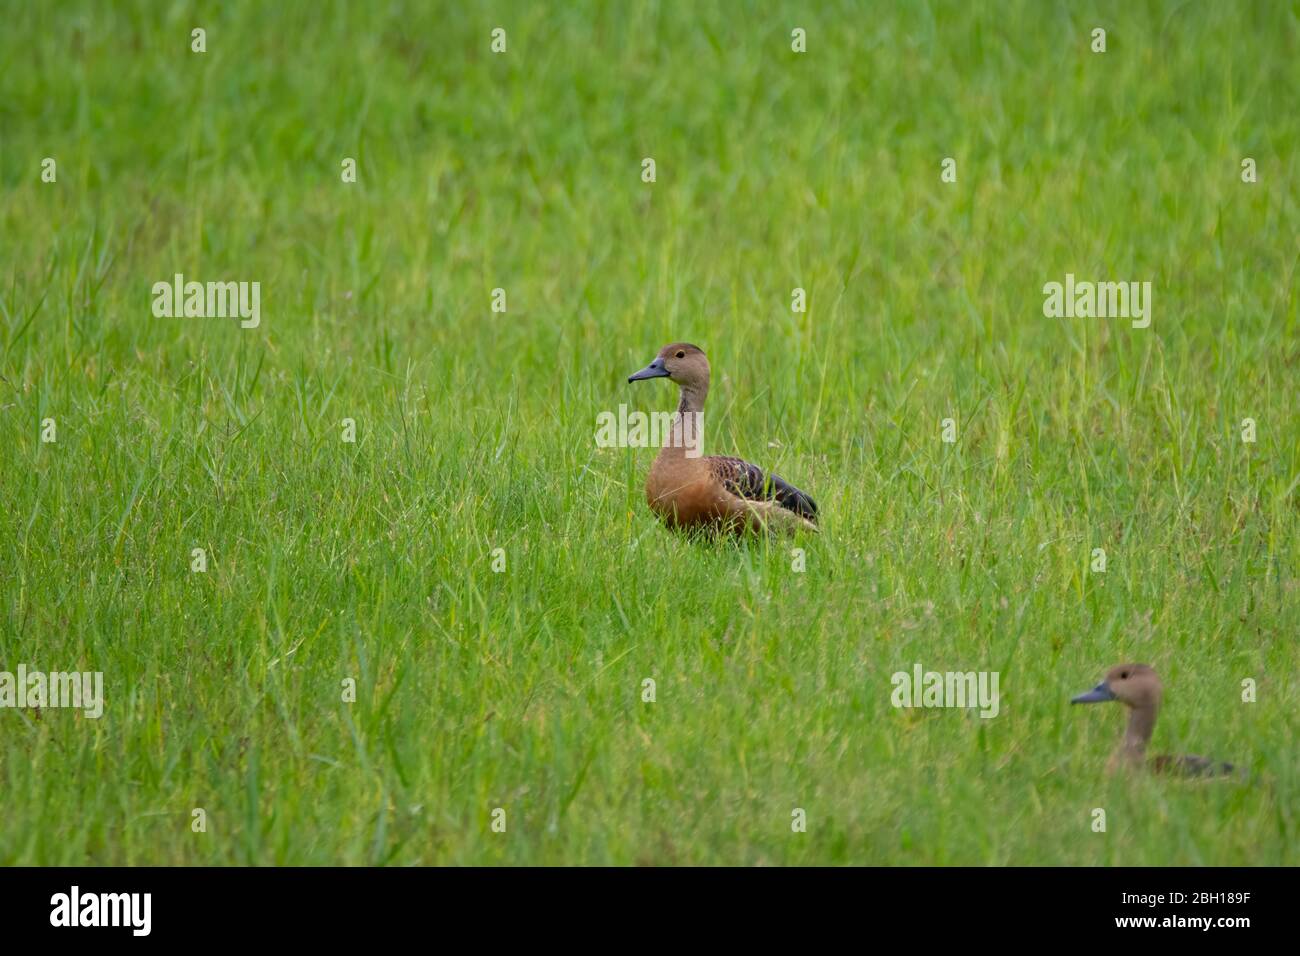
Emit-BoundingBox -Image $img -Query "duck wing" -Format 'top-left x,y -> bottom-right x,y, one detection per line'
1152,754 -> 1236,778
706,455 -> 818,523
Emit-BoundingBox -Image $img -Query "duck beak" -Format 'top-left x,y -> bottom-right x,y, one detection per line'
627,357 -> 671,383
1071,681 -> 1117,704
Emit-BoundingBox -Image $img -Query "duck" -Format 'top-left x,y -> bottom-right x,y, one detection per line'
1071,664 -> 1236,777
626,343 -> 819,535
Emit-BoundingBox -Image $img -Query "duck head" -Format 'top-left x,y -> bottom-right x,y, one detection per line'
627,343 -> 710,392
1071,663 -> 1162,710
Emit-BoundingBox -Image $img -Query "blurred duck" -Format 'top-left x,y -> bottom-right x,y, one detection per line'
626,343 -> 818,535
1071,664 -> 1236,777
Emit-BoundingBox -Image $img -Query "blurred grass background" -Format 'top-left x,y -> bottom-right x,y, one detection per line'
0,0 -> 1297,864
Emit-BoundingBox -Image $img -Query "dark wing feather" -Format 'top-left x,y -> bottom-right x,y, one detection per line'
707,456 -> 818,522
1152,754 -> 1236,778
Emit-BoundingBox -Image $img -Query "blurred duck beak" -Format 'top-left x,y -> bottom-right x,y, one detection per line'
628,356 -> 671,382
1071,681 -> 1117,704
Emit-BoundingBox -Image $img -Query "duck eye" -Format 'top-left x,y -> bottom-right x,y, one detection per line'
675,350 -> 685,358
1120,671 -> 1129,679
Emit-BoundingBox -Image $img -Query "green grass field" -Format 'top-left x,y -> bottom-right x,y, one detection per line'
1,1 -> 1297,865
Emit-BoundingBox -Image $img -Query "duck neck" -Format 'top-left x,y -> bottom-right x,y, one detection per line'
656,384 -> 707,461
675,383 -> 707,418
1119,704 -> 1157,763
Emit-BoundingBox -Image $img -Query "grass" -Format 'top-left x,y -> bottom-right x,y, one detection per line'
0,0 -> 1297,865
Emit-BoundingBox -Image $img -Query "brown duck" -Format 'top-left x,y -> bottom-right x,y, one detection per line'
1071,664 -> 1236,777
626,343 -> 818,535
